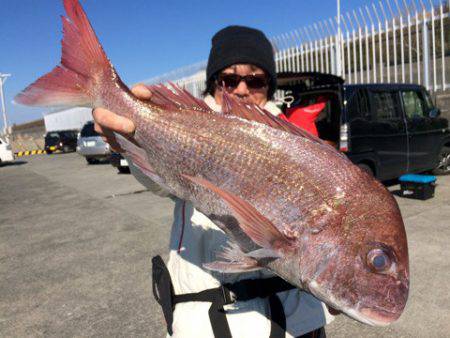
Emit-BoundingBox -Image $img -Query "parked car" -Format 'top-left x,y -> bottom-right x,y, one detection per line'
0,137 -> 14,165
277,72 -> 450,181
110,152 -> 130,173
76,121 -> 111,164
45,130 -> 78,154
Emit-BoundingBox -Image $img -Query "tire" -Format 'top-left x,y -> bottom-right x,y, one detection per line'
432,146 -> 450,175
86,158 -> 96,164
118,166 -> 130,174
357,163 -> 374,177
62,145 -> 71,153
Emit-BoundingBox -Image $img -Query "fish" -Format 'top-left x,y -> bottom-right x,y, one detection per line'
15,0 -> 409,326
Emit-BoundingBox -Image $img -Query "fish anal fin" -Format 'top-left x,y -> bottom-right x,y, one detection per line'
182,174 -> 294,252
112,131 -> 172,192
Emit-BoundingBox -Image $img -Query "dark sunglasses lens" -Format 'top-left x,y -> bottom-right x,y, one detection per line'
218,74 -> 268,89
219,74 -> 241,88
245,76 -> 267,89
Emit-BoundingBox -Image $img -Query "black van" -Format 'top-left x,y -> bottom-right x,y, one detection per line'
277,72 -> 450,181
44,130 -> 78,154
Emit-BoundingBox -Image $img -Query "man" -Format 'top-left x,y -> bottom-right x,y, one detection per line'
93,26 -> 334,338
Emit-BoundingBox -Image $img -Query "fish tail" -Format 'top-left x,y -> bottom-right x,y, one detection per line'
14,0 -> 116,109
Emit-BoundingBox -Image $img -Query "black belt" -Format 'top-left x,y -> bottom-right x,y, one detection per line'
152,255 -> 296,338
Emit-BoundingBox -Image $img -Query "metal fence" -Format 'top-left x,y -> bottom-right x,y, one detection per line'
145,0 -> 450,95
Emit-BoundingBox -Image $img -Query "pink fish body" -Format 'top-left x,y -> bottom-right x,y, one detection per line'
16,0 -> 409,326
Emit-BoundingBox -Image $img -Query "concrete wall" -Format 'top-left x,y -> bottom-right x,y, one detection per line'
10,119 -> 46,153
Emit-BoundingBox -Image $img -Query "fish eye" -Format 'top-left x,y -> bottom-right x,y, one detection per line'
367,248 -> 392,273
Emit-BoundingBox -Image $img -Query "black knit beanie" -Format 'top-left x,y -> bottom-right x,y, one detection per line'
206,25 -> 277,98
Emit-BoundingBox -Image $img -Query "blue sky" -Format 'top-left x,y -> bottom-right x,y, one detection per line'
1,0 -> 373,126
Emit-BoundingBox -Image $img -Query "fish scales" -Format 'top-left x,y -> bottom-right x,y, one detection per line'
133,107 -> 354,234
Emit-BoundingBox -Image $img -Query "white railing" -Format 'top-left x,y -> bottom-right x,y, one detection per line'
145,0 -> 449,94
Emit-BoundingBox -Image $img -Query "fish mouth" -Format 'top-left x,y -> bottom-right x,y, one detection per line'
356,307 -> 402,326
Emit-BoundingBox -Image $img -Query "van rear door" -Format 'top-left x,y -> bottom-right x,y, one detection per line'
368,89 -> 408,180
400,89 -> 443,172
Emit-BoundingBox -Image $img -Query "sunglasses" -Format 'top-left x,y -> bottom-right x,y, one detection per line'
217,73 -> 268,90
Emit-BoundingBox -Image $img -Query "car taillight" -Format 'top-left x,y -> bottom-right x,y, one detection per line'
339,123 -> 349,152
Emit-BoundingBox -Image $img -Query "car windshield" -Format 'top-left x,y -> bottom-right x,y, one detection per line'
45,132 -> 60,140
80,122 -> 98,137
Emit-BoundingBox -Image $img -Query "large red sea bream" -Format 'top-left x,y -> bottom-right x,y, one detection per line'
15,0 -> 409,326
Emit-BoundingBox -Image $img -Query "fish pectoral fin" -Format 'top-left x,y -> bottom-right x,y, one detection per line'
182,174 -> 294,252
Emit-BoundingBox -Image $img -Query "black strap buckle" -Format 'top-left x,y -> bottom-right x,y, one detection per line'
220,284 -> 236,305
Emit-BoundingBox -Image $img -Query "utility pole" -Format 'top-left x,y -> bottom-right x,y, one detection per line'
0,73 -> 11,136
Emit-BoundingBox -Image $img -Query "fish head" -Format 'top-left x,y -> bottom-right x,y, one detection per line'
302,190 -> 409,326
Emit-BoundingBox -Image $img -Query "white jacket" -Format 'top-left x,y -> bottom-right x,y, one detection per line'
129,95 -> 334,338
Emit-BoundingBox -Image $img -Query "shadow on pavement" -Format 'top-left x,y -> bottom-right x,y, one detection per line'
1,160 -> 27,167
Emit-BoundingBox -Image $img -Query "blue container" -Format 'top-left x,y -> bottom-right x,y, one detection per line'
399,174 -> 436,200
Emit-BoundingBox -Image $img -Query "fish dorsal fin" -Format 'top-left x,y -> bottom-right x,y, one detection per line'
182,174 -> 294,251
146,83 -> 339,152
221,91 -> 334,147
145,83 -> 211,112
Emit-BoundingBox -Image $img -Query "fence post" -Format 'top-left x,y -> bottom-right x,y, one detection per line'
440,1 -> 446,90
373,3 -> 384,82
422,13 -> 430,90
429,0 -> 437,91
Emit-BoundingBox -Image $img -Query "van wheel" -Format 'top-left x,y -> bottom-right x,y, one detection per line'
357,163 -> 374,176
432,146 -> 450,175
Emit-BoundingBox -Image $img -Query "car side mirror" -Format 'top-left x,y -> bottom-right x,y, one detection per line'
429,108 -> 440,118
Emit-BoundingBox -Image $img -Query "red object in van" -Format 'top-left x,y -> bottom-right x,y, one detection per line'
280,96 -> 328,137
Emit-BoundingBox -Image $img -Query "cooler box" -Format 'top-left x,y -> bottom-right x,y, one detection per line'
399,174 -> 436,200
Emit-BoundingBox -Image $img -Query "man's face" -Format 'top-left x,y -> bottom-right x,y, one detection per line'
213,64 -> 269,108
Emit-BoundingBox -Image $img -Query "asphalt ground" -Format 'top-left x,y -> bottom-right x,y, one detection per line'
1,153 -> 449,337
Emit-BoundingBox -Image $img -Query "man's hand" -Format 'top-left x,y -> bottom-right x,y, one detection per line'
92,84 -> 152,152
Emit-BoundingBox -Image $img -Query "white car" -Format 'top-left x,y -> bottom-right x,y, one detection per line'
0,137 -> 14,165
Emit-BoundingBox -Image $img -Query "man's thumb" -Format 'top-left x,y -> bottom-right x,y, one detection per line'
132,83 -> 152,100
